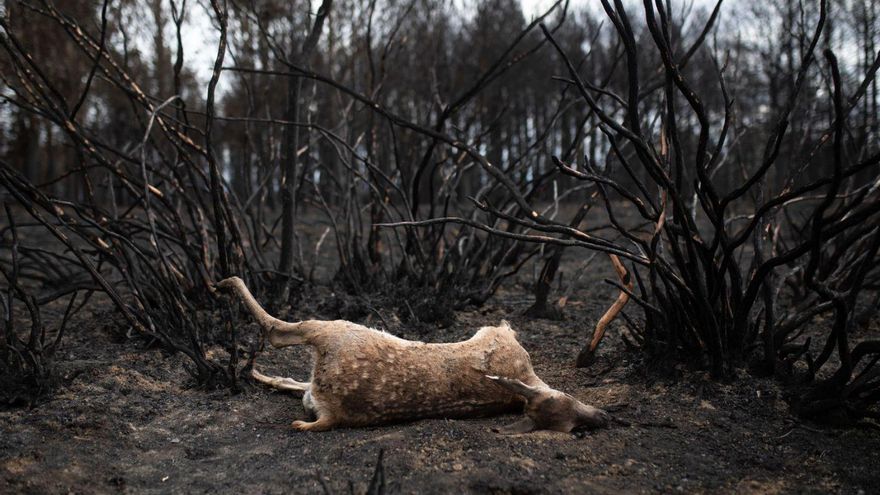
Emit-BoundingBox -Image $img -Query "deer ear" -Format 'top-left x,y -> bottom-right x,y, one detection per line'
485,375 -> 540,399
492,417 -> 536,435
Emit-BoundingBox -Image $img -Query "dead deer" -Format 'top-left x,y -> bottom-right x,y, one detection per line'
217,276 -> 609,433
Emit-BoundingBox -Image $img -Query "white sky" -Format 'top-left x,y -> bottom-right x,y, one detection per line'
180,0 -> 722,93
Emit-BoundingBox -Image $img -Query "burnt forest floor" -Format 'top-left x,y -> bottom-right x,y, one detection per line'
2,231 -> 879,494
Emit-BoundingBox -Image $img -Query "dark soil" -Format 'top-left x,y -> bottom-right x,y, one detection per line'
2,272 -> 879,495
1,208 -> 878,494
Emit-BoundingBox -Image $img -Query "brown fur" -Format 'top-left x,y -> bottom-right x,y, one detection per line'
217,277 -> 609,433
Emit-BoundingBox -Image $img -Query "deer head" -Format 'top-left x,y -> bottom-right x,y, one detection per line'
486,375 -> 609,434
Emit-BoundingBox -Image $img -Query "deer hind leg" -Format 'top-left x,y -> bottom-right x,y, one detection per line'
292,416 -> 335,432
251,368 -> 310,393
217,277 -> 324,346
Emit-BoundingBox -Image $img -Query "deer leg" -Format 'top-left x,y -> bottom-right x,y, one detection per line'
217,277 -> 324,346
251,368 -> 310,393
292,416 -> 335,432
493,417 -> 536,435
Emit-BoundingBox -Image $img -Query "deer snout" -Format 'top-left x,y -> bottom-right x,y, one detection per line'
576,403 -> 610,429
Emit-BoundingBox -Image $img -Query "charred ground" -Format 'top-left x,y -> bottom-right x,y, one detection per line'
2,268 -> 878,494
